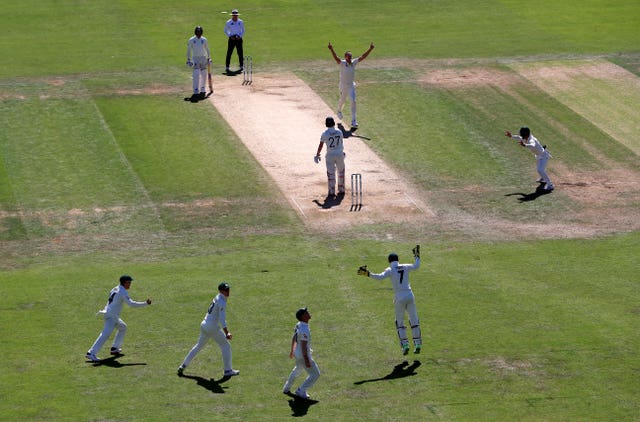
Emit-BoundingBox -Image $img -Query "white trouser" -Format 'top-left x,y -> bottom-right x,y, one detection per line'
536,155 -> 552,185
338,82 -> 357,124
325,153 -> 345,195
192,56 -> 208,94
89,316 -> 127,355
283,356 -> 320,393
181,321 -> 232,372
394,290 -> 422,346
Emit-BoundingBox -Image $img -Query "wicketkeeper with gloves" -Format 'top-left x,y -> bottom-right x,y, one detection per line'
358,245 -> 423,355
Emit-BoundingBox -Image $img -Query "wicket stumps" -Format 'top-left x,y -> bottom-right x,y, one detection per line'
350,173 -> 363,211
243,55 -> 253,85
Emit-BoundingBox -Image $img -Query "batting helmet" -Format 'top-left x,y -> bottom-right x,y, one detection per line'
388,253 -> 399,263
218,282 -> 230,291
519,126 -> 530,138
119,275 -> 133,284
194,26 -> 203,36
325,117 -> 335,127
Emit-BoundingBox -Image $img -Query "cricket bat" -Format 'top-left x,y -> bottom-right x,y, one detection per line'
207,62 -> 213,94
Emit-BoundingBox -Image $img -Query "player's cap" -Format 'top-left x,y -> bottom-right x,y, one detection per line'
231,9 -> 240,15
296,307 -> 308,321
119,275 -> 133,283
218,282 -> 230,291
325,116 -> 335,127
388,253 -> 399,263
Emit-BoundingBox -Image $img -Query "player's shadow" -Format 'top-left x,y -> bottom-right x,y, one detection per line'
223,69 -> 243,76
338,123 -> 370,140
312,193 -> 345,209
178,373 -> 230,394
183,92 -> 213,103
284,392 -> 319,417
87,355 -> 147,368
353,360 -> 421,385
505,183 -> 553,202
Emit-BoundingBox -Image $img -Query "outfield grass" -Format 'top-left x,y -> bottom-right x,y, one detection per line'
1,1 -> 639,421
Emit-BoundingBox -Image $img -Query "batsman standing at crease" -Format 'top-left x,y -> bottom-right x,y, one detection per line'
358,245 -> 423,355
224,9 -> 245,73
186,26 -> 211,100
314,116 -> 346,198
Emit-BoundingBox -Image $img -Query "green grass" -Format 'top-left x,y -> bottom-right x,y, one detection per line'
1,1 -> 639,420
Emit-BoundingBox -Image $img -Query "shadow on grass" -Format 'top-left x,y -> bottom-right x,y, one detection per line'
505,183 -> 553,202
338,123 -> 371,140
313,193 -> 345,209
354,360 -> 421,385
87,355 -> 147,368
283,391 -> 319,417
178,373 -> 231,394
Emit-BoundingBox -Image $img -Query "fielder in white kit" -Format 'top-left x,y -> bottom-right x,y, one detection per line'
314,116 -> 346,197
505,126 -> 554,191
86,275 -> 151,362
177,282 -> 239,378
186,26 -> 211,100
283,307 -> 320,400
358,245 -> 423,355
328,42 -> 375,129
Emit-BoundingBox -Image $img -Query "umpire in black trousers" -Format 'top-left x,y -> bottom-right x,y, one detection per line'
224,9 -> 245,72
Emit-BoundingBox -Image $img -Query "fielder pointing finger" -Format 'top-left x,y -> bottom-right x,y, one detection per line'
358,245 -> 423,355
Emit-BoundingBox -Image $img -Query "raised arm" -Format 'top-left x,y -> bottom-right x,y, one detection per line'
358,42 -> 375,62
327,42 -> 341,64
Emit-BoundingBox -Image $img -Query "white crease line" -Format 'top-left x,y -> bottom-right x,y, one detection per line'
290,197 -> 307,219
404,192 -> 426,214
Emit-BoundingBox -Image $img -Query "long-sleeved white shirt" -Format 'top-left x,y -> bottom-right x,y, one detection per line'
510,134 -> 551,159
187,35 -> 210,60
202,292 -> 228,329
224,18 -> 245,37
369,257 -> 421,295
99,285 -> 148,318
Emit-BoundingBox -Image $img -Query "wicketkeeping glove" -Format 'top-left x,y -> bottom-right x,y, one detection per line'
412,244 -> 420,259
357,265 -> 370,277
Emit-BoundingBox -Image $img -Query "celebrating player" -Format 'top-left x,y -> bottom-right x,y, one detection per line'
358,245 -> 423,355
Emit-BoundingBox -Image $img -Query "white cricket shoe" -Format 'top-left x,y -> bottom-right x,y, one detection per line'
85,352 -> 100,362
337,111 -> 343,120
295,388 -> 310,399
224,369 -> 240,377
351,121 -> 358,129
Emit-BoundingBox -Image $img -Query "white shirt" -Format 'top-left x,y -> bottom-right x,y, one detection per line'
339,57 -> 360,87
511,134 -> 551,159
100,285 -> 148,318
187,35 -> 210,60
369,257 -> 421,295
224,18 -> 245,37
202,293 -> 228,329
320,127 -> 344,155
293,321 -> 311,359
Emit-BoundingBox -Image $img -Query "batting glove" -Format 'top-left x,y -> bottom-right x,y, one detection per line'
186,60 -> 193,67
314,155 -> 321,164
412,245 -> 420,259
357,265 -> 370,277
